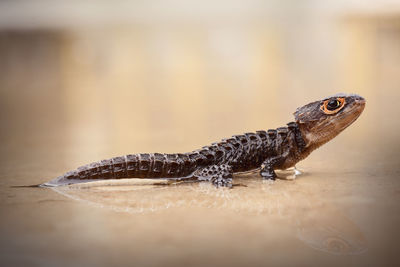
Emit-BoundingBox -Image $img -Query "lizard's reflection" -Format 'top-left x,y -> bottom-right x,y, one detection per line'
51,172 -> 367,255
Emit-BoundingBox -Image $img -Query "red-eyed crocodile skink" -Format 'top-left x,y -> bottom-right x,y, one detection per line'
43,93 -> 365,188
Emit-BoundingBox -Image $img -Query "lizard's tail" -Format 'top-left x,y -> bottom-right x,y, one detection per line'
42,152 -> 210,187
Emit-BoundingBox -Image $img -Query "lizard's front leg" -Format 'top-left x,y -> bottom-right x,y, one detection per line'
193,164 -> 233,188
260,156 -> 286,180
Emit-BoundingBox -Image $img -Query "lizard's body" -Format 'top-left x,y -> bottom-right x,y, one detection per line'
44,93 -> 365,187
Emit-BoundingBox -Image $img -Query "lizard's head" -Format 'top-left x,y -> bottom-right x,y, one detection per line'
294,93 -> 365,149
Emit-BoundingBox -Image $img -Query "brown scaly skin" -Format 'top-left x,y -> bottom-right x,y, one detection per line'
43,93 -> 365,188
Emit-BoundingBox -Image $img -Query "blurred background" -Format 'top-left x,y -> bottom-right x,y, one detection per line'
0,0 -> 399,159
0,1 -> 400,266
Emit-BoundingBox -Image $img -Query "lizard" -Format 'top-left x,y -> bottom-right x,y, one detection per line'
43,93 -> 365,188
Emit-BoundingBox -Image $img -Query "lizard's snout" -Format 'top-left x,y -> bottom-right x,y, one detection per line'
353,95 -> 366,104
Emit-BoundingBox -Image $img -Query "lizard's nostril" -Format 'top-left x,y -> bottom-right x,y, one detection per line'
355,97 -> 366,105
353,95 -> 365,102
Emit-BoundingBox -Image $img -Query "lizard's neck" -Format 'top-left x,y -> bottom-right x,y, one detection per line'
296,121 -> 341,159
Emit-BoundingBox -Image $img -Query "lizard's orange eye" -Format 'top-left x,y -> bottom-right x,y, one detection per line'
321,98 -> 345,114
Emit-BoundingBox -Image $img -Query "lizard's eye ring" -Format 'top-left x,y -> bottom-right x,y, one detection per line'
321,98 -> 345,114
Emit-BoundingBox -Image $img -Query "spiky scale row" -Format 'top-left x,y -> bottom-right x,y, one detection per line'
54,122 -> 306,185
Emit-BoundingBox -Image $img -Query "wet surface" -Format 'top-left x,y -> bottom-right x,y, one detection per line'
51,173 -> 369,255
1,7 -> 400,266
1,126 -> 399,267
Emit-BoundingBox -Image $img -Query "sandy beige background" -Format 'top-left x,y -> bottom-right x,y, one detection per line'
0,1 -> 399,266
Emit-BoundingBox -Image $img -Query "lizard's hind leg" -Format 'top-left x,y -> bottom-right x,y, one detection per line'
193,164 -> 233,188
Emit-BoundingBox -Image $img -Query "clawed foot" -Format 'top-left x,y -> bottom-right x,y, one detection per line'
260,169 -> 277,180
211,175 -> 233,188
294,166 -> 302,176
195,164 -> 233,188
277,166 -> 303,180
